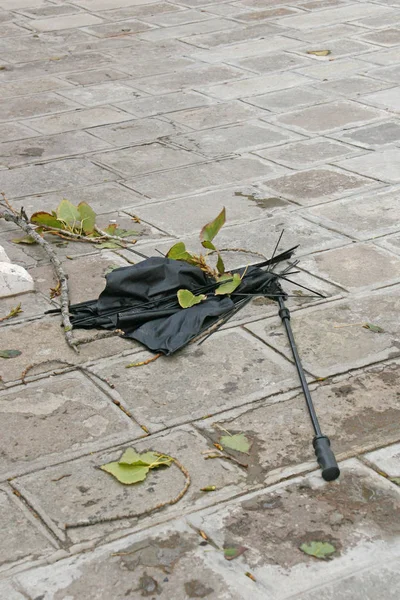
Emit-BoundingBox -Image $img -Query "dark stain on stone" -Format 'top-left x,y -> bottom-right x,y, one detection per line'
334,385 -> 355,397
77,485 -> 89,494
234,191 -> 287,209
20,147 -> 44,157
137,573 -> 161,597
184,580 -> 214,598
120,533 -> 195,574
222,380 -> 239,394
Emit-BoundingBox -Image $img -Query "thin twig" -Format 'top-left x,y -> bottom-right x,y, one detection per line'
65,455 -> 190,529
126,353 -> 162,368
0,196 -> 78,353
94,225 -> 137,245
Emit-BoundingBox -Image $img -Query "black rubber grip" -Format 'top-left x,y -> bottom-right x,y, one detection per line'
313,436 -> 340,481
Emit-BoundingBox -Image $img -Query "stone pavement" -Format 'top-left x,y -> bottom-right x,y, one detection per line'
1,0 -> 400,597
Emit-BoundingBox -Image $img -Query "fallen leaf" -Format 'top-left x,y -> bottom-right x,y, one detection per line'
97,241 -> 124,249
0,303 -> 22,323
100,448 -> 172,485
77,202 -> 96,235
166,241 -> 194,263
177,289 -> 207,308
0,349 -> 22,359
131,215 -> 141,223
390,477 -> 400,486
50,281 -> 61,299
224,545 -> 248,561
200,486 -> 217,492
300,541 -> 336,559
200,207 -> 226,243
306,49 -> 331,56
56,199 -> 80,226
31,211 -> 64,230
213,443 -> 224,452
215,273 -> 241,295
363,322 -> 384,333
220,433 -> 251,454
100,461 -> 149,485
105,264 -> 121,275
12,235 -> 36,244
245,572 -> 256,582
199,530 -> 208,541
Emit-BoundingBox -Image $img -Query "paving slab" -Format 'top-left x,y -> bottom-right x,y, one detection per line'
375,232 -> 400,257
367,64 -> 400,84
359,87 -> 400,112
303,186 -> 400,240
166,100 -> 265,130
313,75 -> 394,98
0,371 -> 142,478
280,4 -> 395,29
12,426 -> 247,543
0,487 -> 56,571
62,68 -> 129,86
196,360 -> 400,483
0,93 -> 78,122
364,442 -> 400,478
243,86 -> 332,112
138,18 -> 239,42
246,286 -> 400,377
82,18 -> 154,38
91,328 -> 298,431
335,147 -> 400,183
331,120 -> 400,148
24,106 -> 135,135
0,77 -> 74,100
299,242 -> 400,292
360,27 -> 400,47
0,291 -> 52,323
197,72 -> 311,101
0,122 -> 38,143
188,460 -> 400,599
0,158 -> 118,199
231,52 -> 309,74
90,118 -> 185,146
180,23 -> 285,48
188,36 -> 302,63
26,13 -> 104,32
115,90 -> 214,118
56,82 -> 144,107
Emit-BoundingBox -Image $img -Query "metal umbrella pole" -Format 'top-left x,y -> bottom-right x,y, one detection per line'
278,297 -> 340,481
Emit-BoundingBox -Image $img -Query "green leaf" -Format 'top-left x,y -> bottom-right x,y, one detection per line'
104,223 -> 117,235
97,241 -> 124,249
216,253 -> 225,275
77,202 -> 96,234
12,235 -> 36,244
114,228 -> 138,238
300,541 -> 336,559
220,433 -> 251,454
30,211 -> 64,229
177,289 -> 207,309
166,242 -> 194,262
363,322 -> 384,333
201,240 -> 216,251
200,207 -> 226,243
56,199 -> 80,226
224,545 -> 248,561
0,349 -> 22,359
215,273 -> 241,295
390,477 -> 400,486
100,461 -> 150,485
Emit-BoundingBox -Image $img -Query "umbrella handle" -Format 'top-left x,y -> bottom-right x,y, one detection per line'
313,436 -> 340,481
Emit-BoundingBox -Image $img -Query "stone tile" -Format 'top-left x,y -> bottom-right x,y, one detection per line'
94,142 -> 203,177
188,36 -> 303,63
278,23 -> 364,43
292,38 -> 373,59
354,9 -> 400,29
128,185 -> 291,237
304,186 -> 400,240
364,442 -> 400,478
15,519 -> 246,600
358,47 -> 400,66
294,58 -> 371,80
13,426 -> 247,542
97,3 -> 183,21
57,82 -> 143,106
90,118 -> 183,146
265,167 -> 376,205
0,131 -> 110,168
367,64 -> 400,84
246,287 -> 400,377
313,75 -> 394,97
167,101 -> 264,130
17,4 -> 81,18
335,148 -> 400,184
0,262 -> 34,299
275,100 -> 385,134
0,317 -> 138,384
138,8 -> 211,26
14,182 -> 145,215
196,360 -> 400,482
244,86 -> 331,112
138,18 -> 239,42
0,291 -> 52,323
361,27 -> 400,47
180,23 -> 285,49
0,77 -> 73,100
0,371 -> 141,477
0,122 -> 38,143
82,18 -> 153,38
26,13 -> 104,32
197,72 -> 311,101
171,121 -> 303,158
233,7 -> 300,22
0,0 -> 44,8
300,243 -> 400,292
280,4 -> 394,29
69,0 -> 161,8
115,54 -> 195,79
0,488 -> 56,568
24,106 -> 134,135
115,91 -> 214,118
360,87 -> 400,112
131,65 -> 246,95
257,138 -> 362,169
1,158 -> 117,199
188,461 -> 400,598
0,22 -> 28,37
332,121 -> 400,148
92,329 -> 297,430
62,69 -> 129,86
232,52 -> 309,74
375,233 -> 400,257
0,93 -> 78,122
124,156 -> 284,199
0,582 -> 26,600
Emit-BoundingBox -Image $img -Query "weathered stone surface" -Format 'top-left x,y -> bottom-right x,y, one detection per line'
243,86 -> 332,112
281,4 -> 394,29
0,262 -> 34,298
300,243 -> 400,292
0,291 -> 52,322
361,27 -> 400,47
233,52 -> 308,74
367,64 -> 400,84
90,118 -> 184,145
335,147 -> 400,183
198,72 -> 310,100
24,107 -> 133,135
332,120 -> 400,148
364,442 -> 400,477
294,58 -> 370,80
115,90 -> 214,118
0,487 -> 56,568
247,287 -> 400,377
83,18 -> 153,37
94,142 -> 203,177
275,100 -> 385,134
376,233 -> 400,257
0,582 -> 26,600
167,100 -> 264,130
0,371 -> 141,477
0,93 -> 78,121
0,77 -> 73,100
181,23 -> 280,48
257,138 -> 361,169
57,82 -> 143,106
125,156 -> 284,199
196,360 -> 400,483
189,35 -> 301,63
13,427 -> 246,542
361,87 -> 400,112
0,122 -> 38,143
138,18 -> 239,42
265,167 -> 377,205
315,75 -> 393,98
0,158 -> 117,199
27,13 -> 104,32
188,460 -> 400,598
63,68 -> 128,85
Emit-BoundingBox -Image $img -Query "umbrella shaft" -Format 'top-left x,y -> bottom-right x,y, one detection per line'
278,297 -> 322,437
